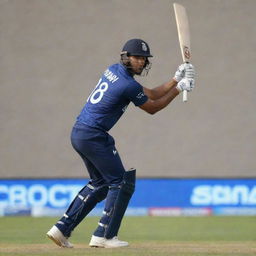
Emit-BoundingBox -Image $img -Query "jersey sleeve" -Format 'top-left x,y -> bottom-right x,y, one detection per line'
123,81 -> 148,106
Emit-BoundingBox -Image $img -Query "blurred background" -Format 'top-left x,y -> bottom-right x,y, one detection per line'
0,0 -> 255,217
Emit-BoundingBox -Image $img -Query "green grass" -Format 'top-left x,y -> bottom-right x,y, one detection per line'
0,216 -> 255,256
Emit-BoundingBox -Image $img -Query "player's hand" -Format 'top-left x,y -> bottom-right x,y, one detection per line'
173,63 -> 186,82
184,63 -> 195,79
173,63 -> 195,82
176,78 -> 195,92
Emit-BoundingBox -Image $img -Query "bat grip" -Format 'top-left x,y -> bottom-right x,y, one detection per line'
182,61 -> 189,102
183,90 -> 188,102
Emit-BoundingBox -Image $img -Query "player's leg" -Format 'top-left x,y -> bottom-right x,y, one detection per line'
87,134 -> 136,248
90,169 -> 136,248
47,156 -> 108,247
47,134 -> 108,247
55,160 -> 109,237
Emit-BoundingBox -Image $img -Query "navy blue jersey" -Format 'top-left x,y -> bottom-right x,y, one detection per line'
77,63 -> 148,131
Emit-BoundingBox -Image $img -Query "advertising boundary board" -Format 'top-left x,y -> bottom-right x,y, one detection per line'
0,178 -> 255,216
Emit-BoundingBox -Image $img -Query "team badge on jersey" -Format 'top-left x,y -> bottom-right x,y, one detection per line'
136,92 -> 145,99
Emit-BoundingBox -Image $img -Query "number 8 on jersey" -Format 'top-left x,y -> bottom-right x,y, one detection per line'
88,79 -> 109,104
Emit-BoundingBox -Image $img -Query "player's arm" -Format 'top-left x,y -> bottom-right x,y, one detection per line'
143,79 -> 177,100
139,85 -> 179,114
143,63 -> 194,100
139,78 -> 194,115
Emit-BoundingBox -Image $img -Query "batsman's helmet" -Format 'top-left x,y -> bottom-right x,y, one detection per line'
120,39 -> 153,76
121,39 -> 153,57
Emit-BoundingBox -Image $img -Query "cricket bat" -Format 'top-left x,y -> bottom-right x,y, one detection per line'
173,3 -> 191,102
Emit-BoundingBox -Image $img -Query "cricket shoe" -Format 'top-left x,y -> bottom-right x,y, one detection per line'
89,235 -> 129,248
46,225 -> 73,248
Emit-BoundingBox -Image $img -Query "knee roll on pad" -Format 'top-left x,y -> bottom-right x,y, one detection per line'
79,183 -> 109,203
91,185 -> 109,202
105,168 -> 136,239
121,169 -> 136,195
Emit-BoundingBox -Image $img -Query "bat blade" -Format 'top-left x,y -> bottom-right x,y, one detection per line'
173,3 -> 191,102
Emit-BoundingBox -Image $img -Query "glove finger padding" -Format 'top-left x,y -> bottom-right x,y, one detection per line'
176,78 -> 195,92
184,63 -> 195,79
190,78 -> 195,90
173,63 -> 186,82
174,63 -> 195,82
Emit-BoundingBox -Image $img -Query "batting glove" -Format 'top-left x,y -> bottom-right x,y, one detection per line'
184,63 -> 195,79
173,63 -> 186,82
176,78 -> 195,92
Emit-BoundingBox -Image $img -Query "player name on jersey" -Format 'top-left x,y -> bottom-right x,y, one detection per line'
104,69 -> 119,83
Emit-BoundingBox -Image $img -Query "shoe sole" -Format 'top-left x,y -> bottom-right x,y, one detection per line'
104,244 -> 129,248
89,244 -> 104,248
46,233 -> 62,247
89,243 -> 128,249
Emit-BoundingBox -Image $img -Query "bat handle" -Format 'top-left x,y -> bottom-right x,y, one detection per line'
183,90 -> 188,102
182,61 -> 190,102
